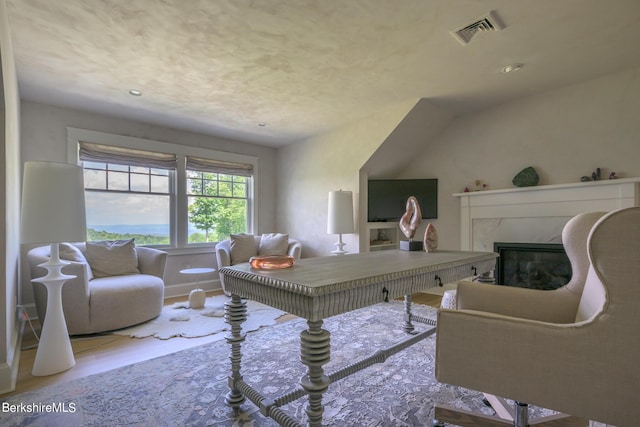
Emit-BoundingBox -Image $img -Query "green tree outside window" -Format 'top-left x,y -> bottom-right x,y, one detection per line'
188,172 -> 247,243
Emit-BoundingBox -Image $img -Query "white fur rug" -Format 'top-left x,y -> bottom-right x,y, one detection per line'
112,295 -> 286,340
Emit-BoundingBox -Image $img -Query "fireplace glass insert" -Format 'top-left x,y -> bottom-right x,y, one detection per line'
493,242 -> 572,290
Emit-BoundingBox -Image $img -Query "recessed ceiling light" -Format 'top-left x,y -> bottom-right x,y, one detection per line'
502,63 -> 524,73
129,89 -> 142,96
257,122 -> 267,127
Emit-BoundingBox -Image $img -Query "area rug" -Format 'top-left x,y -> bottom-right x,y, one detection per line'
3,302 -> 604,427
112,295 -> 286,340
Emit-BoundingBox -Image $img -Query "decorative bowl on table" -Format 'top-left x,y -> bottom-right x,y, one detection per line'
249,255 -> 295,269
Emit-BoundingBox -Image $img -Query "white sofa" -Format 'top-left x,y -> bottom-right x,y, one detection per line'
28,242 -> 167,335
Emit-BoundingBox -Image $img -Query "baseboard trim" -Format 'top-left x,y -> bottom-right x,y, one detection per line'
163,279 -> 222,299
0,320 -> 25,394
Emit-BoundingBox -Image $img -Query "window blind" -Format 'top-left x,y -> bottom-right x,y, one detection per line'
79,141 -> 177,169
186,156 -> 254,177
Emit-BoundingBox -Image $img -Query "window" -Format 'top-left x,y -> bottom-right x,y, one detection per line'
187,172 -> 248,243
83,162 -> 172,245
186,156 -> 252,243
69,129 -> 257,249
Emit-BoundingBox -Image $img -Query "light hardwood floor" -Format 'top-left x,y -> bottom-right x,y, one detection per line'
3,291 -> 441,398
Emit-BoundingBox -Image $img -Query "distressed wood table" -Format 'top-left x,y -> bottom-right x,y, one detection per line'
220,249 -> 497,426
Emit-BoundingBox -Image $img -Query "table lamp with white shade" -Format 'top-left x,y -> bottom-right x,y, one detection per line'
327,190 -> 354,255
21,161 -> 87,376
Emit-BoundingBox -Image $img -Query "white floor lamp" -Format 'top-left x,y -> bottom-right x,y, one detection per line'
21,161 -> 87,376
327,190 -> 354,255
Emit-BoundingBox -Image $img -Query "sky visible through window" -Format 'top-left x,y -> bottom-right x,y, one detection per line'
85,192 -> 170,227
84,163 -> 173,243
83,163 -> 246,243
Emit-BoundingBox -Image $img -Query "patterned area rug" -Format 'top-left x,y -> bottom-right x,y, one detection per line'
3,302 -> 603,426
112,295 -> 286,340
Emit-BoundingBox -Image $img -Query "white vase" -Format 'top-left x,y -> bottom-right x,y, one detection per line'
189,288 -> 206,309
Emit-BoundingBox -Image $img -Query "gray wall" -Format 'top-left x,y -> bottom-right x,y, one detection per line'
278,65 -> 640,256
1,0 -> 23,393
276,98 -> 420,257
400,65 -> 640,250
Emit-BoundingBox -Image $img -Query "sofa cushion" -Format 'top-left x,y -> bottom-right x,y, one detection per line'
88,274 -> 164,333
230,233 -> 258,264
60,242 -> 94,281
86,239 -> 140,278
259,233 -> 289,256
59,242 -> 86,262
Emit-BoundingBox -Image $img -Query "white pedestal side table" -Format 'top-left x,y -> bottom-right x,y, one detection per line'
180,267 -> 215,308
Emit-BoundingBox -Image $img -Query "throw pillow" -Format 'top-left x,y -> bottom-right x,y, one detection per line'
59,243 -> 87,262
59,242 -> 94,281
86,239 -> 140,278
258,233 -> 289,256
230,234 -> 258,264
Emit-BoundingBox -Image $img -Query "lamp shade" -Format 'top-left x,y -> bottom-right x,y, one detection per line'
327,190 -> 354,234
21,161 -> 87,244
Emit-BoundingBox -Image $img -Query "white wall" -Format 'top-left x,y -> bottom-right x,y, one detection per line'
401,66 -> 640,250
276,98 -> 420,257
1,0 -> 23,394
19,101 -> 280,300
277,66 -> 640,258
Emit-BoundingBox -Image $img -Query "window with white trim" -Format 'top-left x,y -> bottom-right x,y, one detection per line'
80,142 -> 176,245
69,130 -> 257,248
186,155 -> 251,243
83,162 -> 173,245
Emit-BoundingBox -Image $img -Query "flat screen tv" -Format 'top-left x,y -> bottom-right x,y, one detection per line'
368,179 -> 438,222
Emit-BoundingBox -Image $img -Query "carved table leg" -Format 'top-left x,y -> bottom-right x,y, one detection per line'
300,319 -> 331,427
402,294 -> 417,334
225,294 -> 248,411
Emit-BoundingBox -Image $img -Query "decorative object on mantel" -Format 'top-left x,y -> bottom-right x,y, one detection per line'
399,196 -> 423,251
423,223 -> 438,252
581,168 -> 618,182
583,167 -> 603,182
512,166 -> 539,187
327,190 -> 355,255
463,179 -> 488,192
249,255 -> 295,269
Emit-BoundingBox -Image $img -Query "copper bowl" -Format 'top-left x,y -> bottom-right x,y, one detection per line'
249,255 -> 295,269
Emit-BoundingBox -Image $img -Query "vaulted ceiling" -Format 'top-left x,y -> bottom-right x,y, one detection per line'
7,0 -> 640,147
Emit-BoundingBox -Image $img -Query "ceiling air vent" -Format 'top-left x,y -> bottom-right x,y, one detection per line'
451,10 -> 504,45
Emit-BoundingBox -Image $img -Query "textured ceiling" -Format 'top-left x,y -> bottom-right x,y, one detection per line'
7,0 -> 640,147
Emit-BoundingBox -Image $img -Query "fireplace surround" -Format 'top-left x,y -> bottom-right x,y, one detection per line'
455,177 -> 640,253
493,242 -> 571,290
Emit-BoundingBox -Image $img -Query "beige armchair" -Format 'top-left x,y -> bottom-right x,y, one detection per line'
434,207 -> 640,427
215,233 -> 301,294
28,242 -> 167,335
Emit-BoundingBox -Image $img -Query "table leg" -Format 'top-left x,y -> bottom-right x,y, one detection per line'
402,294 -> 417,334
225,294 -> 247,410
300,319 -> 331,427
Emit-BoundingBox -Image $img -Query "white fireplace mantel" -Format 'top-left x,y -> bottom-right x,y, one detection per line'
454,177 -> 640,251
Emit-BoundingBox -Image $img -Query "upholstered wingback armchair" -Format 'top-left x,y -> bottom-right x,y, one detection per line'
215,233 -> 301,294
434,207 -> 640,426
28,242 -> 167,335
